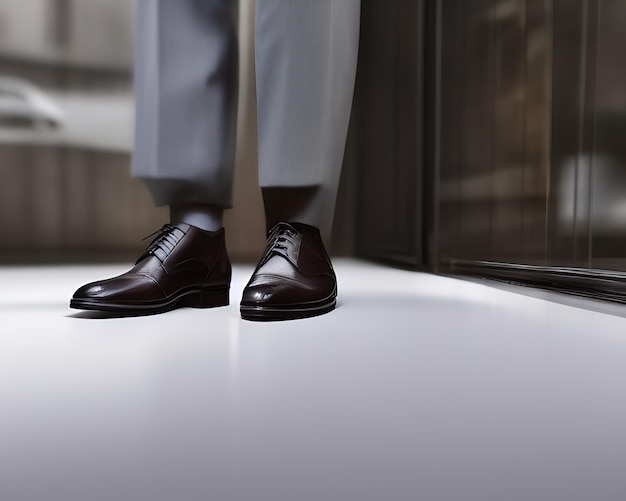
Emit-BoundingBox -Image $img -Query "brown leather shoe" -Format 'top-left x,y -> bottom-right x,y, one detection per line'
240,222 -> 337,321
70,223 -> 231,314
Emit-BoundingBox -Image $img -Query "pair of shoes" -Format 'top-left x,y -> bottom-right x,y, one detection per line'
70,222 -> 337,321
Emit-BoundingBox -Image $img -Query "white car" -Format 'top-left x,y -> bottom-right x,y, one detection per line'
0,76 -> 65,128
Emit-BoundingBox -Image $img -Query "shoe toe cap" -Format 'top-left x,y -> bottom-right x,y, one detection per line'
241,274 -> 335,307
241,281 -> 283,306
73,276 -> 164,302
73,281 -> 108,300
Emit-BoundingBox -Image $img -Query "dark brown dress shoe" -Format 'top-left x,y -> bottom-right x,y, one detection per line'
240,222 -> 337,321
70,223 -> 231,314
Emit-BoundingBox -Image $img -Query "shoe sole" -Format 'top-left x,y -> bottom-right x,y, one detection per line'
240,296 -> 336,321
70,287 -> 229,315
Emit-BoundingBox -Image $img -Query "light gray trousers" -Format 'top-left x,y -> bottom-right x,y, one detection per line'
133,0 -> 361,235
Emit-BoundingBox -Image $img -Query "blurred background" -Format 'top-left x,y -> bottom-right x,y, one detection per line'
432,0 -> 626,274
0,0 -> 265,263
2,0 -> 626,279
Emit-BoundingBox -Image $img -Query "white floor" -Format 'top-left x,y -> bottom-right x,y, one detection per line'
2,259 -> 626,501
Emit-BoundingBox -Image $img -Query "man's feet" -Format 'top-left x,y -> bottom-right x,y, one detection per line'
240,222 -> 337,321
70,224 -> 231,314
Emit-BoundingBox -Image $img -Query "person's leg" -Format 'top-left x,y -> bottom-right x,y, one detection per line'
71,0 -> 238,314
255,0 -> 361,243
240,0 -> 361,321
134,0 -> 239,211
135,0 -> 239,231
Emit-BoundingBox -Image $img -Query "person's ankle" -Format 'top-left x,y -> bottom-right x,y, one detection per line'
170,203 -> 224,232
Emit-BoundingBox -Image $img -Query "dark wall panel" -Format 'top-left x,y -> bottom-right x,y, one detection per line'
548,0 -> 598,267
349,0 -> 424,266
522,0 -> 551,260
589,0 -> 626,270
435,0 -> 552,266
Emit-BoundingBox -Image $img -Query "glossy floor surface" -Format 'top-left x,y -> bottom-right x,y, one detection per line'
2,259 -> 626,501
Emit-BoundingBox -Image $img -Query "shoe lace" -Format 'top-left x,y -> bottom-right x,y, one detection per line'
136,224 -> 181,263
260,223 -> 299,264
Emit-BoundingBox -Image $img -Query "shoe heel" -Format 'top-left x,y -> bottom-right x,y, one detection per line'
180,288 -> 229,308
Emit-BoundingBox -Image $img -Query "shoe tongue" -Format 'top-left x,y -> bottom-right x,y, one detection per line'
256,254 -> 296,275
268,221 -> 296,237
